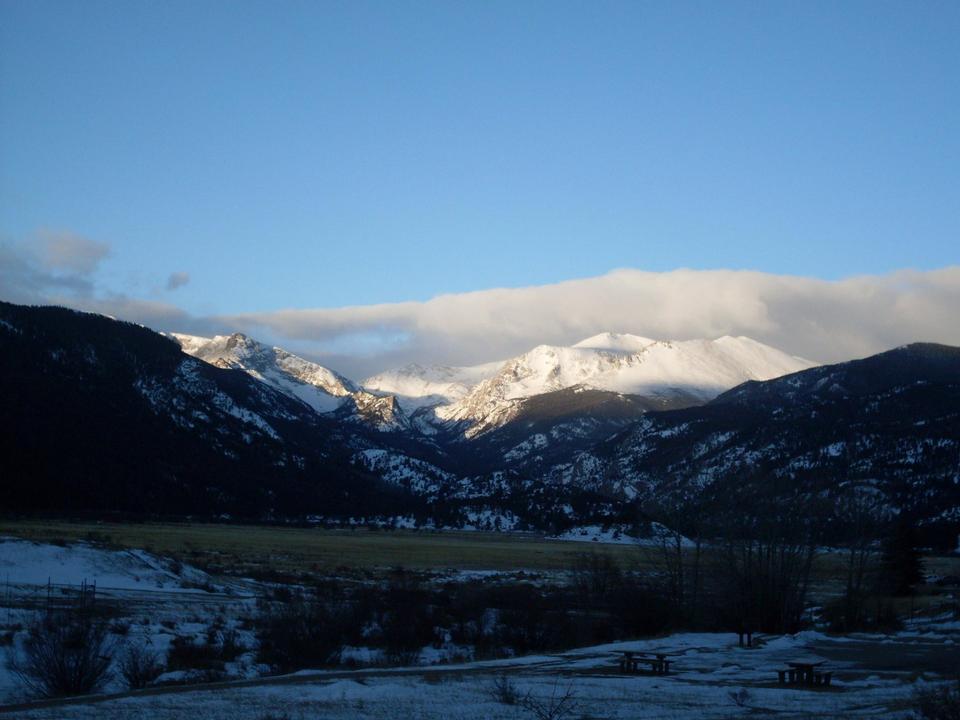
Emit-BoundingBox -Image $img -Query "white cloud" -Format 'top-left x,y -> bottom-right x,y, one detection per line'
0,231 -> 109,306
221,267 -> 960,378
166,271 -> 190,291
36,230 -> 109,275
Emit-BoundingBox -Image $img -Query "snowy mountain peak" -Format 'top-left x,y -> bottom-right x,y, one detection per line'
170,328 -> 815,441
362,360 -> 504,409
168,332 -> 355,413
434,334 -> 818,436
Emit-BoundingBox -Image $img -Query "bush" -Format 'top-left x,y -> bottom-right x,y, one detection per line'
119,642 -> 164,689
915,680 -> 960,720
109,621 -> 131,636
489,674 -> 521,705
216,629 -> 245,662
518,680 -> 578,720
9,611 -> 116,698
379,571 -> 436,666
256,598 -> 345,672
166,636 -> 223,672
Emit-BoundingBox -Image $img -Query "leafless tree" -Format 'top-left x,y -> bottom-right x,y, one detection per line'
833,484 -> 890,630
570,551 -> 622,609
712,496 -> 821,635
641,491 -> 706,622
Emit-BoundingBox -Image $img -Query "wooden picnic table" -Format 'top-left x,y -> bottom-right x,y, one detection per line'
618,650 -> 673,675
777,656 -> 832,687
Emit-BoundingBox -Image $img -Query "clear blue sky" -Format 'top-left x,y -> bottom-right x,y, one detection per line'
1,0 -> 958,316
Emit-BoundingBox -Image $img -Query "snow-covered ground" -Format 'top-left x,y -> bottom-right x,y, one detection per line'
3,629 -> 953,718
549,523 -> 697,546
0,538 -> 263,705
0,538 -> 223,592
1,538 -> 955,719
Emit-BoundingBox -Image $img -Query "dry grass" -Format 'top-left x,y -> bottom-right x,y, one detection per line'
0,520 -> 641,576
2,519 -> 956,589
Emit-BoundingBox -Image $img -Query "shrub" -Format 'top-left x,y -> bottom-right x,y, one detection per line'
109,621 -> 131,636
256,598 -> 345,672
379,570 -> 434,665
119,642 -> 164,689
166,635 -> 223,672
216,628 -> 245,662
9,611 -> 116,698
728,688 -> 752,708
915,680 -> 960,720
518,680 -> 578,720
489,674 -> 521,705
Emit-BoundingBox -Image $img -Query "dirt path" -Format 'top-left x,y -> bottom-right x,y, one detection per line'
0,653 -> 581,715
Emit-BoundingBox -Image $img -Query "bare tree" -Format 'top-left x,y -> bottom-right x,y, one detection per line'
641,491 -> 706,623
833,484 -> 889,630
570,551 -> 622,610
709,490 -> 823,635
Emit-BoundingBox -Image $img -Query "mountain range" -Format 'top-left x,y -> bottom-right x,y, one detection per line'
1,300 -> 957,548
169,329 -> 816,447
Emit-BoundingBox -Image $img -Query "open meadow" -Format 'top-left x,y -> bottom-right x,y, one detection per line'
0,520 -> 649,579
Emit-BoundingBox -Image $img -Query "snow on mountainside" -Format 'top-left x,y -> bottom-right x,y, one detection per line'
539,343 -> 960,545
169,333 -> 356,413
435,334 -> 817,436
362,361 -> 504,409
170,330 -> 814,441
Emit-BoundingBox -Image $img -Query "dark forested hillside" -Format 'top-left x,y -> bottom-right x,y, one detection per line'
0,302 -> 413,518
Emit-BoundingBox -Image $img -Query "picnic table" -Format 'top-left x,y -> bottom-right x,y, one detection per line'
777,656 -> 832,687
618,650 -> 673,675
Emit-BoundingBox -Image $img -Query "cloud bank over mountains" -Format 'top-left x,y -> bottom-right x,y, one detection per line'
220,267 -> 960,376
1,237 -> 958,378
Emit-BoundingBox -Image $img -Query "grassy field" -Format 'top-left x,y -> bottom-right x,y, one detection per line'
2,519 -> 956,587
0,519 -> 644,577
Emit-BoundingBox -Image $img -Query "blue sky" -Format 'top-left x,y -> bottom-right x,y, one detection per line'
2,0 -> 958,320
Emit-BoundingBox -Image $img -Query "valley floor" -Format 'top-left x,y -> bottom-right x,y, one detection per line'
2,629 -> 956,719
0,530 -> 957,719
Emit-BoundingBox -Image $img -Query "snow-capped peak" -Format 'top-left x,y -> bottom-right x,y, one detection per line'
434,334 -> 818,436
168,332 -> 355,413
362,360 -> 504,409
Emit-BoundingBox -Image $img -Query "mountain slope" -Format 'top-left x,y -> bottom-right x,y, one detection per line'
542,343 -> 960,546
0,303 -> 413,518
362,361 -> 504,410
170,332 -> 355,412
170,332 -> 412,431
